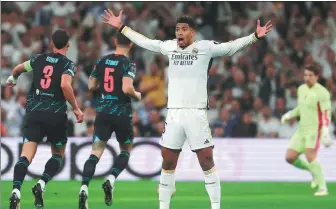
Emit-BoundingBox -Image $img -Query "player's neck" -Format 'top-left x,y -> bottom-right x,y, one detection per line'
307,82 -> 318,88
53,49 -> 67,56
115,48 -> 129,57
180,41 -> 194,49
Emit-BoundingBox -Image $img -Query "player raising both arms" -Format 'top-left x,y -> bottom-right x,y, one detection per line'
281,65 -> 333,196
7,29 -> 84,209
78,32 -> 141,209
102,9 -> 272,209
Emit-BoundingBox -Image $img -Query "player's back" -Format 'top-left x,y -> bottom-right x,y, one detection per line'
92,54 -> 135,116
27,52 -> 75,114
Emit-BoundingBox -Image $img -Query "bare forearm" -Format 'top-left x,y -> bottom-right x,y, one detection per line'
88,76 -> 99,91
88,84 -> 99,91
123,86 -> 138,100
88,82 -> 99,91
62,84 -> 79,110
12,63 -> 26,79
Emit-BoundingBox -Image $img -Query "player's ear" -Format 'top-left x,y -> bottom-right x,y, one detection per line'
66,41 -> 70,48
112,36 -> 117,47
50,41 -> 54,50
191,29 -> 196,37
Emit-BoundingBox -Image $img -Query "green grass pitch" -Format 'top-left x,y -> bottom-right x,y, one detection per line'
1,180 -> 336,209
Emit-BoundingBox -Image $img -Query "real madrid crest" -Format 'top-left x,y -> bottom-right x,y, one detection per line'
192,48 -> 198,55
36,89 -> 40,95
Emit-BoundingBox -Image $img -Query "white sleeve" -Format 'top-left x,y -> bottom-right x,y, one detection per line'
209,33 -> 258,57
121,26 -> 166,55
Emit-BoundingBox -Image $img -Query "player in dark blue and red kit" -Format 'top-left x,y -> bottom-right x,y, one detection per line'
78,32 -> 141,209
6,29 -> 84,209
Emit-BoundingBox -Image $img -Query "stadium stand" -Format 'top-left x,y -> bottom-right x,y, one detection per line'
1,2 -> 335,138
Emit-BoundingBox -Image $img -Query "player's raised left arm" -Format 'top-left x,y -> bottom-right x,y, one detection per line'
7,63 -> 25,87
101,9 -> 165,54
7,55 -> 38,87
210,20 -> 272,57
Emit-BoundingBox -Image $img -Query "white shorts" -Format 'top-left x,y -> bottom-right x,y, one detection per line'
160,109 -> 213,151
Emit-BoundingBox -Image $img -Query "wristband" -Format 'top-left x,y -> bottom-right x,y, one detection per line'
119,24 -> 126,33
254,32 -> 260,40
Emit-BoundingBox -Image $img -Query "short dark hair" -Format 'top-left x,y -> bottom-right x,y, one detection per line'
176,16 -> 197,29
116,31 -> 131,46
52,29 -> 69,49
305,65 -> 320,76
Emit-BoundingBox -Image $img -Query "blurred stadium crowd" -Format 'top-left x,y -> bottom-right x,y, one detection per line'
1,2 -> 336,138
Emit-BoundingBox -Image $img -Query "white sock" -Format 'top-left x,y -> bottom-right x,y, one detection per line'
12,188 -> 21,199
37,179 -> 46,191
80,185 -> 89,196
204,167 -> 221,209
105,175 -> 116,187
159,169 -> 176,209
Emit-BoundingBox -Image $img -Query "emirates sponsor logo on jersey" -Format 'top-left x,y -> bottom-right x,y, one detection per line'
171,54 -> 198,61
171,53 -> 198,66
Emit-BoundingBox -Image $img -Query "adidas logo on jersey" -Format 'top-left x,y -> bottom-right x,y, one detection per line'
204,139 -> 210,144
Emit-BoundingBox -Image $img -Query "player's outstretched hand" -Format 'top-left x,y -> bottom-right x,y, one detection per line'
256,19 -> 272,38
74,108 -> 84,123
101,9 -> 123,30
6,75 -> 17,87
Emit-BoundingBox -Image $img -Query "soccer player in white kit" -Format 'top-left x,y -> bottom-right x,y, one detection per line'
102,9 -> 272,209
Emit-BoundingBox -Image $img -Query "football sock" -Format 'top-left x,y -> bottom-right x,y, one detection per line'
12,188 -> 21,199
204,167 -> 221,209
13,156 -> 30,190
159,169 -> 175,209
292,157 -> 309,170
40,154 -> 63,185
82,154 -> 99,186
105,175 -> 116,187
111,151 -> 130,178
308,161 -> 327,189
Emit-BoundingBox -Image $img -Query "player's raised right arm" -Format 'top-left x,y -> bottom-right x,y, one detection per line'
102,9 -> 163,53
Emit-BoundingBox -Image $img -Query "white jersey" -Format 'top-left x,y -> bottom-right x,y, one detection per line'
121,26 -> 258,109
